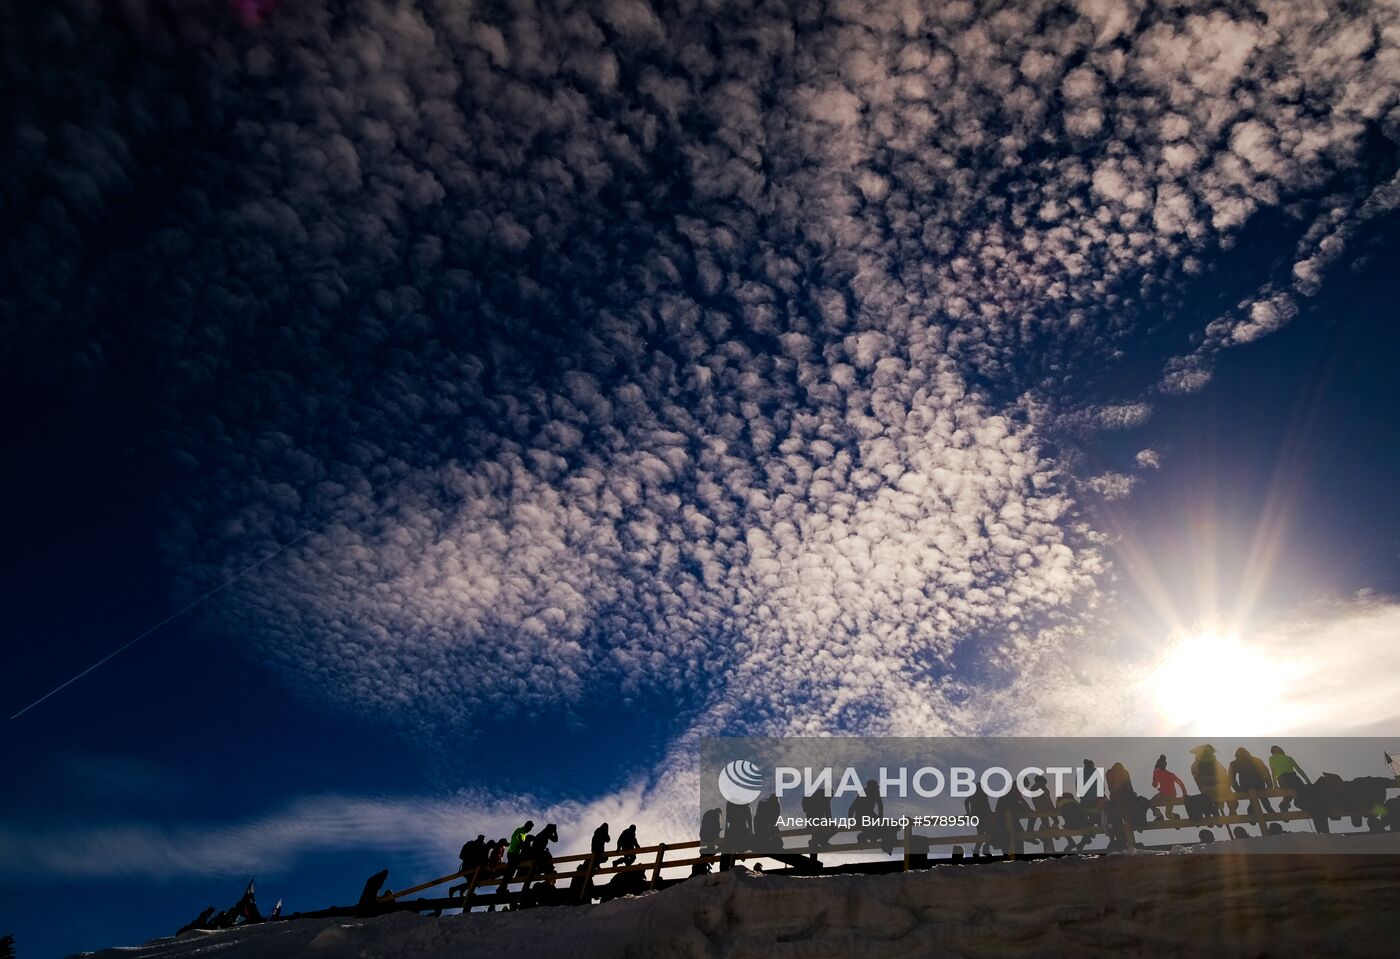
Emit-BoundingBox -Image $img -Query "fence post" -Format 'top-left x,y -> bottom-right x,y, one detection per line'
462,866 -> 482,909
902,820 -> 912,871
577,854 -> 597,904
512,859 -> 537,910
1005,809 -> 1018,860
648,844 -> 668,890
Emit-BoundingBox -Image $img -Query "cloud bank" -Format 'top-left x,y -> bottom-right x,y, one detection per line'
5,0 -> 1399,787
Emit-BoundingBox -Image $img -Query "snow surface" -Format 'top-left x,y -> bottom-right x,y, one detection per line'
75,836 -> 1400,958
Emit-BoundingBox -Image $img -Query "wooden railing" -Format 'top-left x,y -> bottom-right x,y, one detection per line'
376,784 -> 1397,913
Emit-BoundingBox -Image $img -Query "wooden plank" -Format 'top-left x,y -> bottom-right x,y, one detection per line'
380,869 -> 462,902
460,866 -> 483,904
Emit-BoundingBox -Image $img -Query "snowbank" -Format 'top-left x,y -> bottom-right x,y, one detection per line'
75,838 -> 1400,958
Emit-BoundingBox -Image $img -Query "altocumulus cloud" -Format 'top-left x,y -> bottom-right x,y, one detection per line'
5,0 -> 1400,783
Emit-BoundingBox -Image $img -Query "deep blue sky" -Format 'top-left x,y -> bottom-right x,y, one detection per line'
5,1 -> 1400,956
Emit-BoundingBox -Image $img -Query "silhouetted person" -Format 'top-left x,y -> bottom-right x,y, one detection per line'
529,823 -> 560,873
1150,755 -> 1187,821
1267,821 -> 1285,836
1082,759 -> 1105,829
849,778 -> 896,853
699,807 -> 722,854
592,822 -> 611,862
508,820 -> 535,869
1370,797 -> 1400,832
992,789 -> 1030,855
1232,825 -> 1251,840
1191,745 -> 1231,816
613,824 -> 640,866
602,863 -> 646,900
357,869 -> 389,914
1230,747 -> 1275,814
724,799 -> 753,850
1384,797 -> 1400,833
1295,773 -> 1341,833
846,778 -> 878,826
1026,774 -> 1059,850
450,835 -> 488,896
1198,828 -> 1216,844
965,783 -> 994,857
488,838 -> 508,871
1105,761 -> 1142,849
1270,745 -> 1311,811
847,779 -> 879,838
802,789 -> 836,850
1056,793 -> 1094,851
568,861 -> 592,904
754,793 -> 782,847
460,834 -> 487,872
176,907 -> 216,935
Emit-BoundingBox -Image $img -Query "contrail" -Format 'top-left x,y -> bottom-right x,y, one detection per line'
9,528 -> 313,721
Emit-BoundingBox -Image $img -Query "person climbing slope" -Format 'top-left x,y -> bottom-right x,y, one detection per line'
613,824 -> 640,867
1269,745 -> 1312,812
507,820 -> 535,870
592,822 -> 611,863
1229,747 -> 1275,814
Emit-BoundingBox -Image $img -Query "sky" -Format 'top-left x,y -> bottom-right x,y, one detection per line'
3,0 -> 1400,954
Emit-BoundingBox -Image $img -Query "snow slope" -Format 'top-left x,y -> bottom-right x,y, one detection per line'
76,838 -> 1400,958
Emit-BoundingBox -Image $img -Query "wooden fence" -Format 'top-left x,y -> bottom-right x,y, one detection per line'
371,784 -> 1396,915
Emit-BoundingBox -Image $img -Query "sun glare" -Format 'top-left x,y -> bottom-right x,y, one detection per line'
1149,626 -> 1296,734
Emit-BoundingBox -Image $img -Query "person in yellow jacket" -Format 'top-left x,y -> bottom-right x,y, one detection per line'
1269,745 -> 1312,812
507,820 -> 535,870
1191,745 -> 1233,816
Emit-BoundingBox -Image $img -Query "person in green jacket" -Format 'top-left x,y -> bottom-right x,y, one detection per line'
1269,746 -> 1312,812
507,820 -> 535,869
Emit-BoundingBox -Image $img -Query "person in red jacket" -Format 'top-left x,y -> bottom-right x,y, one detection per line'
1150,754 -> 1188,821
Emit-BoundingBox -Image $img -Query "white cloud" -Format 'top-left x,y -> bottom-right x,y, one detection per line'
6,0 -> 1399,815
1087,471 -> 1136,500
1063,402 -> 1155,433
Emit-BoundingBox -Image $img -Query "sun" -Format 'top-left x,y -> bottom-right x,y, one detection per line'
1148,626 -> 1296,734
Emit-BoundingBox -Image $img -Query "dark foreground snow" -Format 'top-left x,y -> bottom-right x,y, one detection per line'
75,836 -> 1400,958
